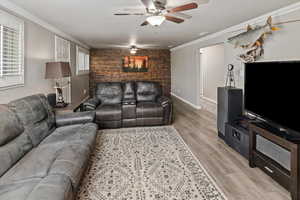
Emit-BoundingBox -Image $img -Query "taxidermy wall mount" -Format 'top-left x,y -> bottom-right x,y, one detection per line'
227,16 -> 280,63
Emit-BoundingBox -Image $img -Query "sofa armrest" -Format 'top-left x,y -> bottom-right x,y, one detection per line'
82,97 -> 100,111
157,96 -> 173,125
55,111 -> 95,127
157,96 -> 172,107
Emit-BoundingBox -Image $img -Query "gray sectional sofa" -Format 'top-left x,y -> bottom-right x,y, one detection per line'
0,94 -> 98,200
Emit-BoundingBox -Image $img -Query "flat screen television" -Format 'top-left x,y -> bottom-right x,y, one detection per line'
244,61 -> 300,134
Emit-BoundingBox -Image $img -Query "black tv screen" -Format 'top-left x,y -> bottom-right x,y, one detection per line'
245,61 -> 300,133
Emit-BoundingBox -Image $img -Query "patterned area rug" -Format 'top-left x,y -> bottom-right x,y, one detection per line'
76,126 -> 227,200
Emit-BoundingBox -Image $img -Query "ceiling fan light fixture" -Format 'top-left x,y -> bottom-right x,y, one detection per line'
130,46 -> 138,54
146,15 -> 165,26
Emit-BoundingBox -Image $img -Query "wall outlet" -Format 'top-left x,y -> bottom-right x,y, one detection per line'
83,89 -> 87,95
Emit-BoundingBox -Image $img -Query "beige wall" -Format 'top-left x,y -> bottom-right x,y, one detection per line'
0,7 -> 89,104
171,9 -> 300,108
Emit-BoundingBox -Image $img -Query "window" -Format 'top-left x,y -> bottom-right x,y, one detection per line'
0,10 -> 24,90
76,46 -> 89,75
55,35 -> 70,62
55,35 -> 71,103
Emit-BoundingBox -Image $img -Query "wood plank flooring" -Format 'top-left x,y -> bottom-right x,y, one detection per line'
172,96 -> 291,200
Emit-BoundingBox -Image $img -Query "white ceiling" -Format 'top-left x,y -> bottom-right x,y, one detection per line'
8,0 -> 299,49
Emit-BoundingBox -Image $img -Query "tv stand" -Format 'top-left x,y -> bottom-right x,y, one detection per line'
249,122 -> 300,200
252,121 -> 300,142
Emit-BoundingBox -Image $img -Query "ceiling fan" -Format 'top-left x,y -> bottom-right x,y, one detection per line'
114,0 -> 208,26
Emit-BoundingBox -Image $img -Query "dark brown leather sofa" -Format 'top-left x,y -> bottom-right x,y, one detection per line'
83,81 -> 172,129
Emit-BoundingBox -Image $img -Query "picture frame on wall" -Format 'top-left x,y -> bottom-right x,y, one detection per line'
122,56 -> 149,72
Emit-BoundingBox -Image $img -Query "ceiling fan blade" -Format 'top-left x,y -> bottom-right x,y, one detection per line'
114,13 -> 145,16
141,21 -> 149,26
169,3 -> 198,13
168,12 -> 192,19
165,15 -> 184,24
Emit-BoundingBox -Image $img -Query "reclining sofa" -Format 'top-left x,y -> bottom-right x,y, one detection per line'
83,81 -> 173,129
0,94 -> 97,200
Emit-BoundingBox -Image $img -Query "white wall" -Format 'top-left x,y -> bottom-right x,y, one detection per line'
171,7 -> 300,110
0,7 -> 89,104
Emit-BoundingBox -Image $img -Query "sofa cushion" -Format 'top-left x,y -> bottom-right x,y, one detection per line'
95,82 -> 123,105
0,143 -> 64,184
136,81 -> 161,102
48,144 -> 90,187
8,94 -> 55,146
96,104 -> 122,121
40,123 -> 97,150
136,102 -> 163,118
25,175 -> 73,200
0,133 -> 33,178
0,178 -> 41,200
0,105 -> 24,146
0,175 -> 73,200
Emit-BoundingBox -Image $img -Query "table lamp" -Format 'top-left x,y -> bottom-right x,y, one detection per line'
45,62 -> 71,108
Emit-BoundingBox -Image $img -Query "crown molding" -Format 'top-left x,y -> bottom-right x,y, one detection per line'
171,2 -> 300,52
0,0 -> 90,49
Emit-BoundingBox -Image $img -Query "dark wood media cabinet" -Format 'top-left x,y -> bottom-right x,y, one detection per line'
249,122 -> 300,200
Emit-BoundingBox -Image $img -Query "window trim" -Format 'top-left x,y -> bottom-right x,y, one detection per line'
55,35 -> 71,62
76,45 -> 89,75
0,9 -> 25,91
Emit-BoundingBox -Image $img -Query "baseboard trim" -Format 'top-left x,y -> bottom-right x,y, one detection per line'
199,96 -> 217,115
171,92 -> 202,110
200,96 -> 217,105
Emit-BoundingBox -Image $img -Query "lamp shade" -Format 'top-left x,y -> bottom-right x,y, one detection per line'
45,62 -> 71,79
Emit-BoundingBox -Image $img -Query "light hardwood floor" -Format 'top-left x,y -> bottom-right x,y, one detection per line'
172,96 -> 291,200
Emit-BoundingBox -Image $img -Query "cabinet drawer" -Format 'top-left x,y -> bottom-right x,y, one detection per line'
254,151 -> 290,190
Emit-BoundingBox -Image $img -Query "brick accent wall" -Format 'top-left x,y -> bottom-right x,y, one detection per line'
90,48 -> 171,97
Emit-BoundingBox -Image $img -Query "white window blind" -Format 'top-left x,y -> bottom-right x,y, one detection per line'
55,35 -> 71,103
76,46 -> 89,75
0,10 -> 24,89
55,35 -> 70,62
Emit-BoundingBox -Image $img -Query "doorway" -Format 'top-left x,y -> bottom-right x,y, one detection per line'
199,43 -> 225,113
